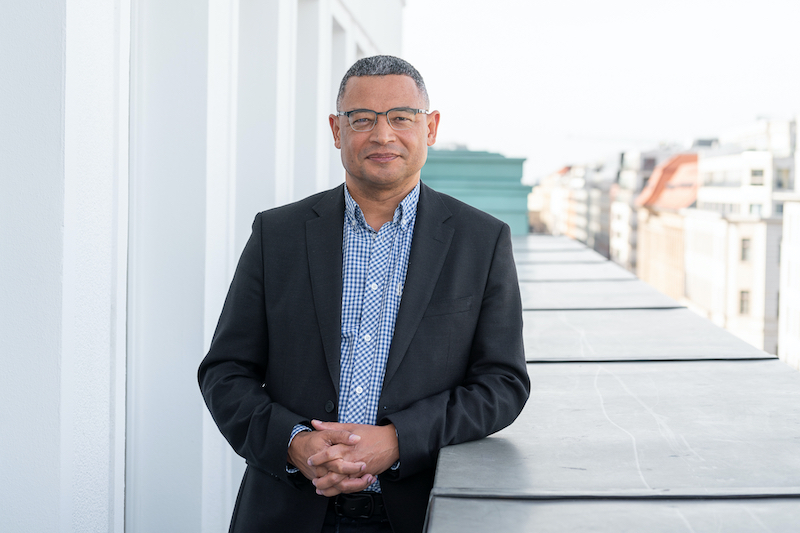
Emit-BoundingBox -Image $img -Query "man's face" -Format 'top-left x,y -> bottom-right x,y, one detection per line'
329,75 -> 440,197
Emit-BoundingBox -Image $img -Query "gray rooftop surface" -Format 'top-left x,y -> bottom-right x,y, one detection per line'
425,497 -> 800,533
424,235 -> 798,532
520,279 -> 680,310
433,360 -> 800,498
523,308 -> 772,362
517,261 -> 636,281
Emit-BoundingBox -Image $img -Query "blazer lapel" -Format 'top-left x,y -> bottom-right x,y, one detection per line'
306,185 -> 345,393
384,182 -> 453,386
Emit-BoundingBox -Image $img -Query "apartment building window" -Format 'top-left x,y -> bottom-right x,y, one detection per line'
740,290 -> 750,315
741,238 -> 751,261
775,168 -> 792,189
775,203 -> 784,214
750,204 -> 762,216
750,169 -> 764,185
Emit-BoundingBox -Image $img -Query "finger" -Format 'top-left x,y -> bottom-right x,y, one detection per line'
322,429 -> 361,446
307,442 -> 359,467
309,457 -> 366,476
311,419 -> 356,433
335,474 -> 377,494
312,471 -> 347,492
315,474 -> 376,497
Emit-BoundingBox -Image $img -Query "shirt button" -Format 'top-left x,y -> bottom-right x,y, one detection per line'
364,334 -> 371,342
356,386 -> 363,394
371,283 -> 378,290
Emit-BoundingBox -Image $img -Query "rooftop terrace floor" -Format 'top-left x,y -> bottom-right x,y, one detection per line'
423,235 -> 799,532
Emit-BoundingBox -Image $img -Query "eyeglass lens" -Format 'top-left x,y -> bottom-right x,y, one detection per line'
349,109 -> 419,131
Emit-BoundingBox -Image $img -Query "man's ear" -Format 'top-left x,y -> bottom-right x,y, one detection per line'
329,114 -> 342,149
426,110 -> 441,147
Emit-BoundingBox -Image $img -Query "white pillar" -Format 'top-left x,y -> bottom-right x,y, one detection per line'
236,0 -> 297,251
127,1 -> 209,531
0,1 -> 129,531
0,4 -> 66,531
62,0 -> 130,531
294,0 -> 334,199
203,0 -> 245,531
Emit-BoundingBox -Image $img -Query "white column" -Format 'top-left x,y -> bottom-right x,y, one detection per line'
0,4 -> 66,532
236,0 -> 297,251
127,1 -> 209,531
203,0 -> 245,531
328,14 -> 352,188
62,1 -> 130,531
294,0 -> 334,199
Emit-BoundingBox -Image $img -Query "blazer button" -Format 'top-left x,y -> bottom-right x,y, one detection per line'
325,400 -> 335,413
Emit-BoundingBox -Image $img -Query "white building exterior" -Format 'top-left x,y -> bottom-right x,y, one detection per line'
610,147 -> 680,272
682,127 -> 798,356
778,203 -> 800,370
683,209 -> 782,354
0,1 -> 403,532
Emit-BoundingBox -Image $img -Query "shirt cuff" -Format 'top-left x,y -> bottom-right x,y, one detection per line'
286,424 -> 313,474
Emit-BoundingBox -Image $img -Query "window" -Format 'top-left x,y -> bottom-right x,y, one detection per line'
750,204 -> 762,216
740,291 -> 750,315
775,203 -> 784,214
775,168 -> 791,189
741,238 -> 751,261
750,169 -> 764,185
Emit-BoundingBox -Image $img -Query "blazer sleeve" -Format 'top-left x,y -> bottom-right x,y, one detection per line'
197,213 -> 306,483
381,223 -> 530,479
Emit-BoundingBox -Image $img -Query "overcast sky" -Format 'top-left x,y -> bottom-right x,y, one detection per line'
402,0 -> 800,182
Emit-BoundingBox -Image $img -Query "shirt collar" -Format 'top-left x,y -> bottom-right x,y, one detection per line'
344,181 -> 420,233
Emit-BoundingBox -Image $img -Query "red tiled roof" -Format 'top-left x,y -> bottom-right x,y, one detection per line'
635,153 -> 698,210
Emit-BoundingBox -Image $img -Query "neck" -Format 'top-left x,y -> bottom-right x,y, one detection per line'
346,178 -> 419,231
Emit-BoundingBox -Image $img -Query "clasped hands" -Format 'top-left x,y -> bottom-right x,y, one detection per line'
287,420 -> 399,497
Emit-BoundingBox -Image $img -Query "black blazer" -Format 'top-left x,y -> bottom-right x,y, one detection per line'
199,182 -> 530,533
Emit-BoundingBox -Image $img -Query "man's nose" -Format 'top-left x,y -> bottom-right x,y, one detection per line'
370,115 -> 396,144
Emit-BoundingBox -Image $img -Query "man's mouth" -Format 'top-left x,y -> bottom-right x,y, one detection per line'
367,153 -> 398,163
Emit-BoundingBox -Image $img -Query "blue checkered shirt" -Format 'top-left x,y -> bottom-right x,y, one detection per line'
289,183 -> 419,491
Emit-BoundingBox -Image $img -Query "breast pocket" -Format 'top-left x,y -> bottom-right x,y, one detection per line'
422,296 -> 473,317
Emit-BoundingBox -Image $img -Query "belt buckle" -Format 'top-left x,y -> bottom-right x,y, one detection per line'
335,493 -> 374,519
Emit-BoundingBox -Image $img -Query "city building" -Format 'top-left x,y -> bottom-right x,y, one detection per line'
636,154 -> 699,301
421,148 -> 531,235
528,162 -> 614,256
1,2 -> 403,532
610,146 -> 682,272
681,125 -> 798,355
778,204 -> 800,369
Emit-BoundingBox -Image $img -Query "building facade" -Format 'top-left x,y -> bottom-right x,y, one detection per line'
683,209 -> 782,354
0,1 -> 403,532
636,154 -> 699,302
779,202 -> 800,369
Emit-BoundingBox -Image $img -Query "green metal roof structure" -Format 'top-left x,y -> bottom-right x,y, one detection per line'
421,148 -> 531,235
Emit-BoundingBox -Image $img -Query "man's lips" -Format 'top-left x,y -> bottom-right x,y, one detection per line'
366,153 -> 399,163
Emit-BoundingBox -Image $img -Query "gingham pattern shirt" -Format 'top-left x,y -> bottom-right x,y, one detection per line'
289,183 -> 418,490
339,182 -> 418,428
339,183 -> 418,491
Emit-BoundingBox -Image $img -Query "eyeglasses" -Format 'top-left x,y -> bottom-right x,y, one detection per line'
337,107 -> 428,132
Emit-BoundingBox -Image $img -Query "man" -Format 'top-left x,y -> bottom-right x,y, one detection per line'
199,55 -> 529,533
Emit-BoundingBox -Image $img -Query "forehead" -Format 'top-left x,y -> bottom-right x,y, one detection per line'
340,75 -> 424,110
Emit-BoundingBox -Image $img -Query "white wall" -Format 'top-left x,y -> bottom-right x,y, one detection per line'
779,202 -> 800,369
0,4 -> 66,531
0,0 -> 403,531
0,1 -> 129,531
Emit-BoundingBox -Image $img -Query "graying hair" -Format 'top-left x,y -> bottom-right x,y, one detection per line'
336,55 -> 430,111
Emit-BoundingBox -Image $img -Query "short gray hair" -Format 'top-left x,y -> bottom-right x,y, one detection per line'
336,55 -> 429,111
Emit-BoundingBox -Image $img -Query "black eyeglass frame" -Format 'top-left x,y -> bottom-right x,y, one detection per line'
336,107 -> 429,132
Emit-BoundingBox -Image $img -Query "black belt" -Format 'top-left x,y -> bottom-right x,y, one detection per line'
331,492 -> 386,519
